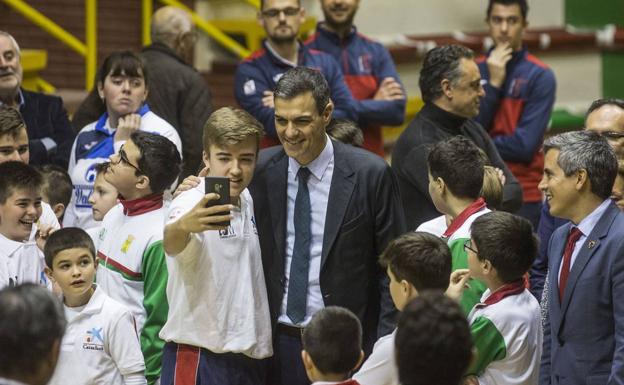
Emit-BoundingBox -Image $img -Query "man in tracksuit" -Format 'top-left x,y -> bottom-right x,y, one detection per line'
475,0 -> 556,229
234,0 -> 356,148
306,0 -> 406,157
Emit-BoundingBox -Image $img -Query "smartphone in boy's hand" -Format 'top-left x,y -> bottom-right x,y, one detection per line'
205,176 -> 230,227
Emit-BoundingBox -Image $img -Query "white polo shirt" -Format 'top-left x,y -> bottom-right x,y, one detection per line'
160,184 -> 273,359
0,235 -> 48,289
48,285 -> 145,385
353,329 -> 398,385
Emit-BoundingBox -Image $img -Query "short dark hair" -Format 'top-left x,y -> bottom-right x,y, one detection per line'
395,292 -> 472,385
419,45 -> 474,103
131,131 -> 182,194
260,0 -> 301,10
379,232 -> 451,292
326,119 -> 364,147
98,50 -> 149,88
487,0 -> 529,20
44,228 -> 96,269
471,211 -> 537,283
428,136 -> 485,200
0,105 -> 26,139
37,165 -> 73,208
544,130 -> 618,199
274,67 -> 330,115
0,161 -> 42,204
95,161 -> 110,176
586,98 -> 624,118
302,306 -> 362,376
0,283 -> 66,378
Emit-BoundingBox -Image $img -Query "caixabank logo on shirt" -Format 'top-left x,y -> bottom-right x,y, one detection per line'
83,327 -> 104,351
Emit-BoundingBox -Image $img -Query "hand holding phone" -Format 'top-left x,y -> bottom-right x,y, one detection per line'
205,177 -> 231,227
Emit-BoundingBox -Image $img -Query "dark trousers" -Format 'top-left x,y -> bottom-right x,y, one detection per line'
516,201 -> 542,231
161,342 -> 267,385
268,326 -> 310,385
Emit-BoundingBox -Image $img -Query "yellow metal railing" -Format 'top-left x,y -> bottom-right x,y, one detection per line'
1,0 -> 97,90
142,0 -> 252,59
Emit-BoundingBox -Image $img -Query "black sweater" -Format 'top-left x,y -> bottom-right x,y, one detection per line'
391,102 -> 523,230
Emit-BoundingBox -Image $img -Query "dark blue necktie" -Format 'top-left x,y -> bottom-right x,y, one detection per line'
286,167 -> 312,324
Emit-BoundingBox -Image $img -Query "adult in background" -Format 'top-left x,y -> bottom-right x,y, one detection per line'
141,6 -> 213,179
539,131 -> 624,385
249,67 -> 405,385
0,283 -> 66,385
475,0 -> 556,230
234,0 -> 356,147
392,44 -> 522,230
306,0 -> 406,156
0,31 -> 74,168
529,98 -> 624,301
63,51 -> 182,230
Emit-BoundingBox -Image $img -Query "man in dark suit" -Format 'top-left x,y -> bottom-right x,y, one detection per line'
249,67 -> 406,385
0,31 -> 74,168
539,130 -> 624,385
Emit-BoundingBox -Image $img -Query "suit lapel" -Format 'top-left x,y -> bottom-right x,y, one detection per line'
558,204 -> 618,323
549,224 -> 569,333
265,152 -> 288,266
321,141 -> 355,269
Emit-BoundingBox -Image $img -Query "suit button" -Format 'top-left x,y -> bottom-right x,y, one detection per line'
280,278 -> 286,286
558,340 -> 564,347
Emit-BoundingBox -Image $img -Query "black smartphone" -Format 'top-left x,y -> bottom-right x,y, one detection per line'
205,176 -> 230,227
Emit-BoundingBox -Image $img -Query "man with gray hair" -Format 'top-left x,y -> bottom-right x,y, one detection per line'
0,283 -> 66,385
539,130 -> 624,385
391,44 -> 522,230
141,6 -> 213,179
0,31 -> 74,168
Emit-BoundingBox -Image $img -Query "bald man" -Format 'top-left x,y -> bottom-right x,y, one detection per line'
139,6 -> 213,179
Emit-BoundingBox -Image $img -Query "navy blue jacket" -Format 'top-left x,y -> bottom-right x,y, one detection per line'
306,23 -> 405,155
234,40 -> 356,140
20,89 -> 75,168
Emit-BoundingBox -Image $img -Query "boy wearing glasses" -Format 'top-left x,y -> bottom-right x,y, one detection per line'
416,136 -> 490,314
234,0 -> 356,147
460,211 -> 541,385
96,131 -> 182,385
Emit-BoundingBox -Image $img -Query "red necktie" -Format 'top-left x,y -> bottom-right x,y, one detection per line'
559,227 -> 583,302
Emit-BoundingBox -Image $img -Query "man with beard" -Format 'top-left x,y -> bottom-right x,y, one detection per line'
234,0 -> 356,147
0,31 -> 74,168
306,0 -> 406,156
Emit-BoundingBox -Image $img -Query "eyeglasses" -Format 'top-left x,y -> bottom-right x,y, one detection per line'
261,7 -> 300,18
599,131 -> 624,141
115,147 -> 144,175
463,239 -> 478,255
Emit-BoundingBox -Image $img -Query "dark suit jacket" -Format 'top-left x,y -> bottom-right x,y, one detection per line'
540,202 -> 624,385
249,140 -> 406,349
20,89 -> 74,168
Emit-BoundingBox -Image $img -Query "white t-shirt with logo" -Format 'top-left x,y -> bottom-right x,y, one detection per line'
0,235 -> 48,289
48,285 -> 145,385
160,182 -> 273,359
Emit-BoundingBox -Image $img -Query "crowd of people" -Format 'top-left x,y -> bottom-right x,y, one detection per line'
1,0 -> 624,385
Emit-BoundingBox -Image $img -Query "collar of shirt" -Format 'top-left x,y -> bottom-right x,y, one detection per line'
0,232 -> 31,256
263,39 -> 303,68
0,377 -> 30,385
63,284 -> 104,317
421,102 -> 467,135
575,198 -> 612,236
95,103 -> 150,136
288,135 -> 334,182
316,22 -> 357,44
0,89 -> 24,108
312,381 -> 359,385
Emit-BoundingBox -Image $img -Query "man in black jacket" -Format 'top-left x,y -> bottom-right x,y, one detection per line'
142,6 -> 213,179
392,44 -> 522,230
0,31 -> 74,168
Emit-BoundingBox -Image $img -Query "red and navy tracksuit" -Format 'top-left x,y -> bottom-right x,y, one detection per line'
306,23 -> 406,156
234,40 -> 357,148
475,47 -> 556,226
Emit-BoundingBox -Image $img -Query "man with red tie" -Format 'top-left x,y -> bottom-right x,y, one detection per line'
538,130 -> 624,385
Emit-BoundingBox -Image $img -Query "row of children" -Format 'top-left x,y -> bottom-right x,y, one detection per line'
0,93 -> 541,385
